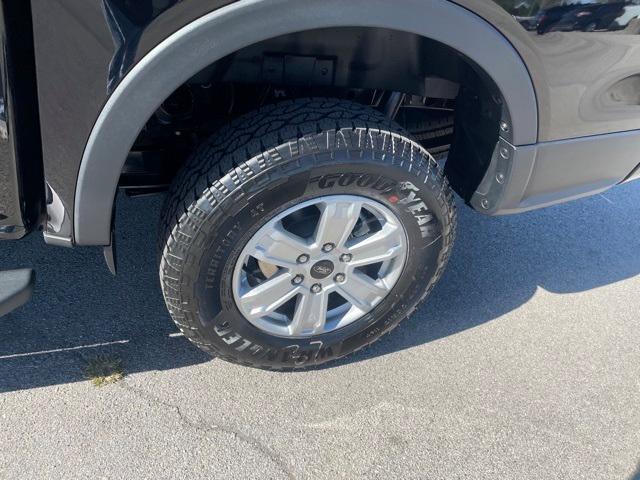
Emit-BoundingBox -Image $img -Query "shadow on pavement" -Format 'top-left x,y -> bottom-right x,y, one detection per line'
1,182 -> 639,391
330,182 -> 640,367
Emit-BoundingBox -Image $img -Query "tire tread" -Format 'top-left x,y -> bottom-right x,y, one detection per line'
158,98 -> 456,370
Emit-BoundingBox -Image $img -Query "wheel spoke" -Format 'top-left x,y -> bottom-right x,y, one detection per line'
239,272 -> 299,320
347,223 -> 404,267
289,290 -> 329,336
337,271 -> 390,311
314,201 -> 362,248
252,224 -> 311,269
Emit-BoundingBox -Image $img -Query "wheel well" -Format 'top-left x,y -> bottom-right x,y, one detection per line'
76,0 -> 537,246
122,27 -> 503,204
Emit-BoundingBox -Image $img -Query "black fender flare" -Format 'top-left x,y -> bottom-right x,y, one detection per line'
74,0 -> 538,245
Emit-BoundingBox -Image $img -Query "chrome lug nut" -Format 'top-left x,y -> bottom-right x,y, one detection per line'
322,243 -> 335,253
339,253 -> 352,263
310,283 -> 322,294
291,274 -> 304,285
334,273 -> 346,283
297,254 -> 310,264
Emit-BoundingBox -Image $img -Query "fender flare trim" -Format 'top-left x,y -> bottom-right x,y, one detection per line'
75,0 -> 538,245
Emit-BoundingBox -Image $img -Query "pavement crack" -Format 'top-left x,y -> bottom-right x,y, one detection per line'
117,380 -> 296,480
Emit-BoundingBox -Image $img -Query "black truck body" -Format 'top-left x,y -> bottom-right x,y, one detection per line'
0,0 -> 637,246
0,1 -> 639,362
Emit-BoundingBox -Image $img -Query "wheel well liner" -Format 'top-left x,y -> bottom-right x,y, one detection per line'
74,0 -> 538,246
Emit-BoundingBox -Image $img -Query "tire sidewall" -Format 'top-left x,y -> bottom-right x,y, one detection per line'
168,142 -> 450,369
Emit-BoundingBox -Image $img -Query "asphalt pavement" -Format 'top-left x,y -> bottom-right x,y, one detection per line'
1,183 -> 639,479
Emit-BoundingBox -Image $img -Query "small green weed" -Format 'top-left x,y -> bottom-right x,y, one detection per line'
83,355 -> 125,386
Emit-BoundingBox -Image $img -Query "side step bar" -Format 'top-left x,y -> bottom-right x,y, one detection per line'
0,269 -> 35,316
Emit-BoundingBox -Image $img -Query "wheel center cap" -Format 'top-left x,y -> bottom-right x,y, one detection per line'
310,259 -> 335,279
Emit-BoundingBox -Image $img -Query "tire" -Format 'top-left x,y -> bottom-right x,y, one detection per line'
400,109 -> 453,143
159,98 -> 456,370
400,108 -> 454,158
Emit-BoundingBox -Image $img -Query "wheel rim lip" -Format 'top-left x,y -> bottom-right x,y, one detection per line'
231,194 -> 408,338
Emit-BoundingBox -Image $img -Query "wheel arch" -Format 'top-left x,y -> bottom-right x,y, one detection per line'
74,0 -> 538,246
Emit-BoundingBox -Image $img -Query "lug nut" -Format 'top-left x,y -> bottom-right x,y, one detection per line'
297,254 -> 310,264
322,243 -> 335,253
291,274 -> 304,285
310,283 -> 322,294
339,253 -> 352,263
334,273 -> 346,283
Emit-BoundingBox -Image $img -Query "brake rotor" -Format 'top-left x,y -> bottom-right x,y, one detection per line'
257,260 -> 279,279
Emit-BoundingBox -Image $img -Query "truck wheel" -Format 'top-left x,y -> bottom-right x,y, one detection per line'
159,98 -> 456,370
